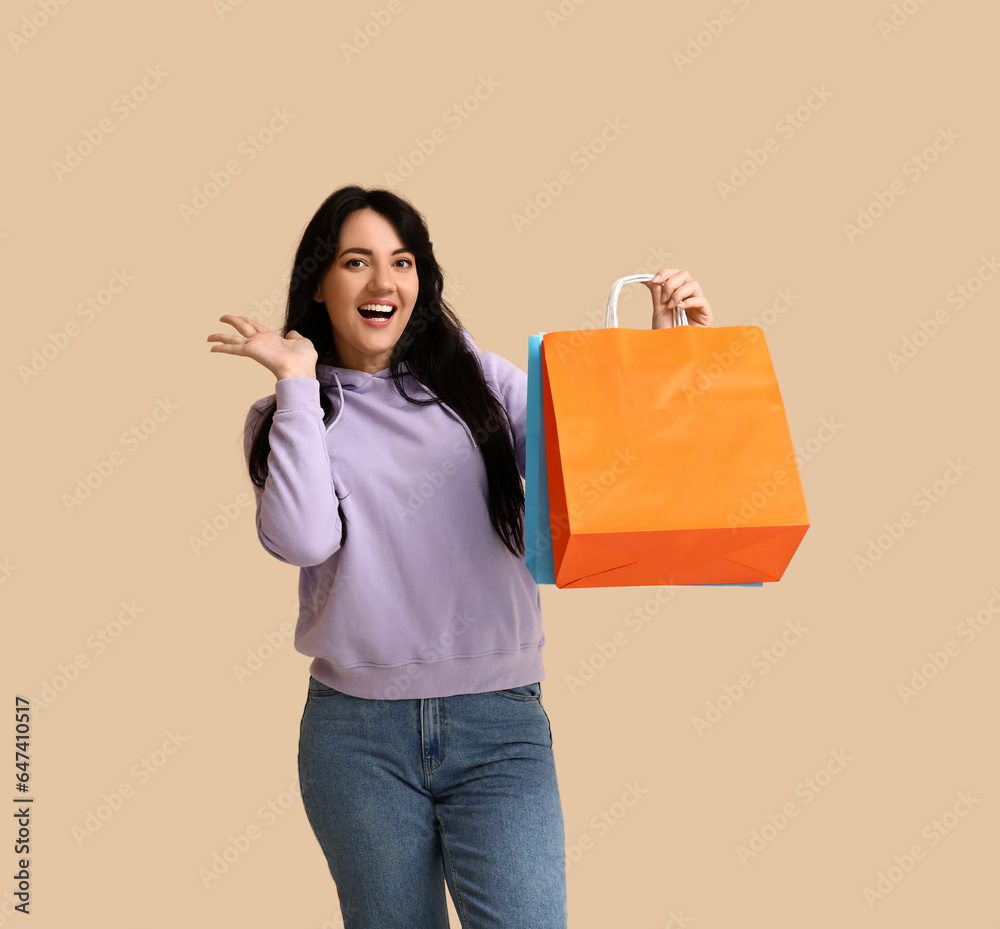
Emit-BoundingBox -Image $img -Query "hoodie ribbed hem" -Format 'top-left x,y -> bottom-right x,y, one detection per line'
307,643 -> 546,700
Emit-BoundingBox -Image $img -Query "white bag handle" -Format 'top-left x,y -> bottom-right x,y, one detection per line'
605,273 -> 689,329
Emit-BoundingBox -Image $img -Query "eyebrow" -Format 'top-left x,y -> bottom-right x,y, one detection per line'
337,246 -> 414,259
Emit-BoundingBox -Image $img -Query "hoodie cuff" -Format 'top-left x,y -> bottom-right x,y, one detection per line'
275,377 -> 321,413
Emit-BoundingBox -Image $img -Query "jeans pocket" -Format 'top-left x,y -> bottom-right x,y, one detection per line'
492,682 -> 542,701
307,675 -> 342,697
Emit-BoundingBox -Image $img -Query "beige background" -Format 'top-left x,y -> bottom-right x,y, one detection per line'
3,0 -> 998,925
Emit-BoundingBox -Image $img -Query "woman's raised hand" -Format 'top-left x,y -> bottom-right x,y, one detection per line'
645,268 -> 713,328
207,315 -> 318,380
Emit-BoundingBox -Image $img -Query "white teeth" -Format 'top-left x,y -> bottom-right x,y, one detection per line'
358,304 -> 395,311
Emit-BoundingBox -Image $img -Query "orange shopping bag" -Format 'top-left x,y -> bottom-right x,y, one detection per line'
541,274 -> 809,588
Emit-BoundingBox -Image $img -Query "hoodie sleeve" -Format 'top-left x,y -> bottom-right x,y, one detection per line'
464,332 -> 528,481
242,378 -> 344,567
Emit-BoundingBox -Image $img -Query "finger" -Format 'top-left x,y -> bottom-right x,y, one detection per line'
650,268 -> 682,285
660,271 -> 692,304
667,281 -> 701,308
670,282 -> 701,306
220,315 -> 267,336
657,274 -> 683,296
218,315 -> 252,337
676,296 -> 708,315
663,270 -> 692,292
207,332 -> 246,345
681,300 -> 712,326
644,281 -> 670,307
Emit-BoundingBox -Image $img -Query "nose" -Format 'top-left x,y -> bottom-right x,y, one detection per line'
368,265 -> 396,294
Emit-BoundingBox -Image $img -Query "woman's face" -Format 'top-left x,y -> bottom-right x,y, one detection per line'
313,208 -> 418,373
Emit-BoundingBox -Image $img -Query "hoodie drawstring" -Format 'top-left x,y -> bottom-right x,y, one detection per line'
440,403 -> 477,448
324,371 -> 345,435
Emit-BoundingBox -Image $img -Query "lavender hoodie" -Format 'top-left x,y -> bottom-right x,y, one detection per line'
243,330 -> 544,699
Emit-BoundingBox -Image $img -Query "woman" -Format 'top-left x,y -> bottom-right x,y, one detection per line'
206,185 -> 712,928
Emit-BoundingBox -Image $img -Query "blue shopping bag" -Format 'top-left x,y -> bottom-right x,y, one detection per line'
524,332 -> 761,588
525,333 -> 556,584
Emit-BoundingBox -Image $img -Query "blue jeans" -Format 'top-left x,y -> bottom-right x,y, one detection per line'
297,676 -> 568,928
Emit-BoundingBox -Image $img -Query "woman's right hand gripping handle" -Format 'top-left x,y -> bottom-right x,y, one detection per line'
206,315 -> 318,381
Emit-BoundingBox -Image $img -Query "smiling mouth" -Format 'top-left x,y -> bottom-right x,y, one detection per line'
357,303 -> 397,320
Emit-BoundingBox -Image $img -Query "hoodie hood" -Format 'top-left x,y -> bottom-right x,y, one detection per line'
315,359 -> 409,390
314,346 -> 476,447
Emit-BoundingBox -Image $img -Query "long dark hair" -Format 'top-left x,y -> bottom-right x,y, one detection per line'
245,185 -> 525,557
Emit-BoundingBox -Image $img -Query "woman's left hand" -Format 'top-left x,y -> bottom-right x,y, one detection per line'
645,268 -> 713,328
